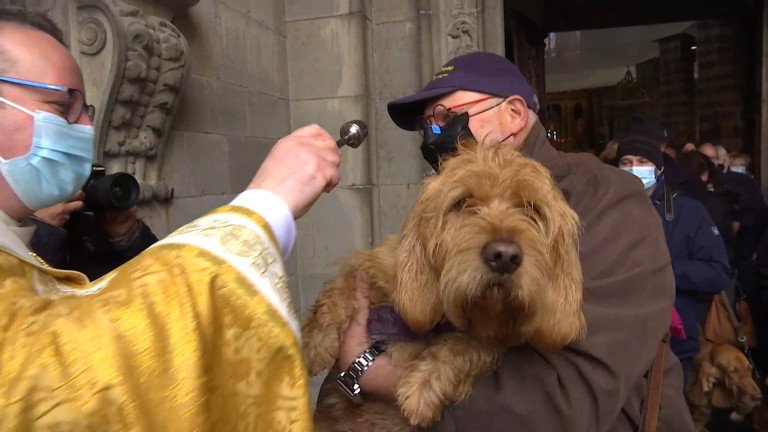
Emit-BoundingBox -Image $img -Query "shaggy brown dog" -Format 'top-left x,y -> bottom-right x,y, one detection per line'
687,341 -> 763,431
302,143 -> 586,431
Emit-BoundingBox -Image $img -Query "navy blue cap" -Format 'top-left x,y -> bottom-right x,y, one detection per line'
387,51 -> 537,131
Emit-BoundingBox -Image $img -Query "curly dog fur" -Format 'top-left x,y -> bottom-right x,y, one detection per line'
302,142 -> 585,431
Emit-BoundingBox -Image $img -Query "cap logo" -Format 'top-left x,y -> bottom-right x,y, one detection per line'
432,65 -> 455,81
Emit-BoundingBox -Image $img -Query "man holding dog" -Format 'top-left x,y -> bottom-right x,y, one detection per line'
337,52 -> 696,431
0,7 -> 340,430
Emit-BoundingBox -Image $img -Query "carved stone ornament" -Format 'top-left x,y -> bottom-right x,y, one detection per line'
74,0 -> 191,203
446,12 -> 479,58
417,0 -> 504,85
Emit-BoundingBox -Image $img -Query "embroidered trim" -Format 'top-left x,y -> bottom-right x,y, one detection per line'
150,211 -> 300,339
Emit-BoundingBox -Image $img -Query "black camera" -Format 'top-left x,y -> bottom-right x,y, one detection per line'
82,164 -> 140,212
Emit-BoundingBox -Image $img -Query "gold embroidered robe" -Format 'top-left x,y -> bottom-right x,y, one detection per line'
0,205 -> 311,431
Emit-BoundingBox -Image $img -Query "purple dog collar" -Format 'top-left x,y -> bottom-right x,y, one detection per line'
367,303 -> 457,342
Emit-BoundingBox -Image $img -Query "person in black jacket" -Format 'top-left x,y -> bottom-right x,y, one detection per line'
615,136 -> 732,383
30,190 -> 158,280
756,230 -> 768,314
675,151 -> 738,265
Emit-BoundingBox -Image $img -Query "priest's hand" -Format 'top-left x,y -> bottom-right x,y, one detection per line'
247,124 -> 341,219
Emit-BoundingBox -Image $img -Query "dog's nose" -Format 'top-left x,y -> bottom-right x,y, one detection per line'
481,240 -> 522,274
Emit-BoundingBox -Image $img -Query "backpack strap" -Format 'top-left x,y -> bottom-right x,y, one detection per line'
653,184 -> 675,238
663,183 -> 674,222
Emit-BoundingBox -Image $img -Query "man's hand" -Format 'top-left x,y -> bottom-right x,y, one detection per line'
99,206 -> 140,240
337,271 -> 404,401
33,191 -> 85,227
247,124 -> 341,219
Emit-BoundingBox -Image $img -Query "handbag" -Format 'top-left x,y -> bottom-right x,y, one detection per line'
703,284 -> 758,349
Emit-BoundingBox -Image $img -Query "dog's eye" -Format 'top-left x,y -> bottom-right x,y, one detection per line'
525,202 -> 542,219
453,197 -> 469,212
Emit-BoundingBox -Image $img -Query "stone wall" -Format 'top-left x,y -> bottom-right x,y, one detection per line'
158,0 -> 290,233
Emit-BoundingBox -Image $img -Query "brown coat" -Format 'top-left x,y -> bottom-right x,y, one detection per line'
432,123 -> 696,432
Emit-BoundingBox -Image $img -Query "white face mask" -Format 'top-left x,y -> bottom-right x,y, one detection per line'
730,166 -> 747,174
622,166 -> 657,190
0,96 -> 94,210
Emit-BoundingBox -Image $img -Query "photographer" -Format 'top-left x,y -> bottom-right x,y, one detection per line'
30,189 -> 157,280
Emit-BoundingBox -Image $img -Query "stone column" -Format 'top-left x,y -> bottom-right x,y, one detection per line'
696,19 -> 746,150
285,0 -> 374,327
658,33 -> 696,147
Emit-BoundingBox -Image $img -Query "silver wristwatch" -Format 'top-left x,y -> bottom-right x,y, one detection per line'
336,340 -> 387,403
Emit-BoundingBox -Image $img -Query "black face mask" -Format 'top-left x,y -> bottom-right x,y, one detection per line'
420,112 -> 475,172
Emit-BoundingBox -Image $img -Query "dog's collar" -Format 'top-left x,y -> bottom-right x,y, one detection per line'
367,303 -> 457,342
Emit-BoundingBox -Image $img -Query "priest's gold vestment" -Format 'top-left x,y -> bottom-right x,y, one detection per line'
0,205 -> 312,431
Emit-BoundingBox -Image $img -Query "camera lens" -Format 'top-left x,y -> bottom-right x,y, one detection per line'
110,175 -> 136,207
83,172 -> 140,212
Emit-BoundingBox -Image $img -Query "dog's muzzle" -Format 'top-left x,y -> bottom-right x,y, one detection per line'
481,240 -> 522,274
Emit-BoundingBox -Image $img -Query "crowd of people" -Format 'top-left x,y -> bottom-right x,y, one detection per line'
1,5 -> 767,431
603,120 -> 768,430
604,127 -> 768,367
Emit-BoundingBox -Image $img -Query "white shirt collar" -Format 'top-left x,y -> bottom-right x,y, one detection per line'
0,210 -> 36,259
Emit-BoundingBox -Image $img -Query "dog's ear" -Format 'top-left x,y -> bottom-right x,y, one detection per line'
688,361 -> 716,406
392,189 -> 443,334
527,192 -> 586,350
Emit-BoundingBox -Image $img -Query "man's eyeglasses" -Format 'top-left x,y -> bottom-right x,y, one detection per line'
0,76 -> 95,124
416,96 -> 497,136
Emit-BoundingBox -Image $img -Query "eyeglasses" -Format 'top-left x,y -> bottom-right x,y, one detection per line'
0,76 -> 95,124
416,96 -> 500,136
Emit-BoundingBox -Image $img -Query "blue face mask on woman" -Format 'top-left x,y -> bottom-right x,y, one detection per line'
0,96 -> 94,210
622,166 -> 657,190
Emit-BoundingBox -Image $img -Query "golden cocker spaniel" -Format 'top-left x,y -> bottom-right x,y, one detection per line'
688,341 -> 762,431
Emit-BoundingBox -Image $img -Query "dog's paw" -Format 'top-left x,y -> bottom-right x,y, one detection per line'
302,342 -> 338,376
396,375 -> 445,427
397,389 -> 442,427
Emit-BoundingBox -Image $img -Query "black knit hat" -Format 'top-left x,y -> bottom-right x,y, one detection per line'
616,135 -> 664,169
617,112 -> 674,144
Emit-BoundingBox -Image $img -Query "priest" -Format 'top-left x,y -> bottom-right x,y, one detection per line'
0,7 -> 340,431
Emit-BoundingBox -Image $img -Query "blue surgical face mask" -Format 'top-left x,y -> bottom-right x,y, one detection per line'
730,166 -> 747,174
622,166 -> 657,190
0,96 -> 94,210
